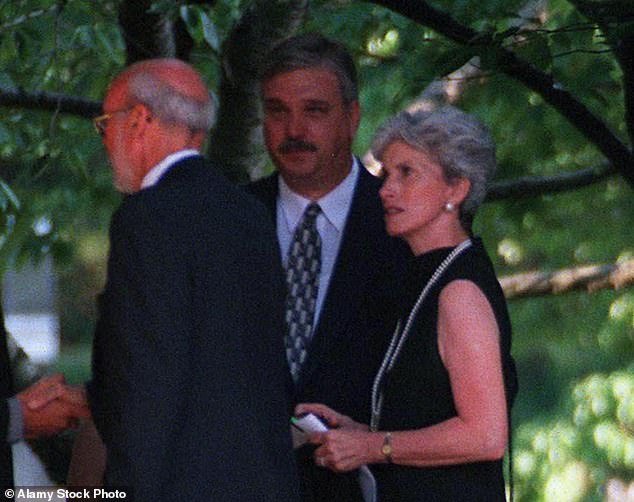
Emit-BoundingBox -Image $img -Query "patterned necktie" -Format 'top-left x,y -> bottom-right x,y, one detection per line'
285,202 -> 322,381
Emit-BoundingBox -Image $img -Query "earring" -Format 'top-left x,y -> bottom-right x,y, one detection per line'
444,202 -> 455,212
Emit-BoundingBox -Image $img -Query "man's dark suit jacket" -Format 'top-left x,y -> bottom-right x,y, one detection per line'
247,165 -> 410,502
0,315 -> 14,489
88,156 -> 301,502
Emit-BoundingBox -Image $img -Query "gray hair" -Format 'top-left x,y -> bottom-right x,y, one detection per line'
260,32 -> 358,105
127,72 -> 215,132
372,105 -> 496,230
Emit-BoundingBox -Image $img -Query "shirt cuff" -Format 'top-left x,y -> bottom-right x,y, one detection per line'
7,397 -> 24,444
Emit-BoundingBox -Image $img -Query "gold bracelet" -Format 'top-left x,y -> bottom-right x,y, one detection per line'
381,432 -> 393,463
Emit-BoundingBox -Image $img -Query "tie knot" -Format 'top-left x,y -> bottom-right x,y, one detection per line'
304,202 -> 321,222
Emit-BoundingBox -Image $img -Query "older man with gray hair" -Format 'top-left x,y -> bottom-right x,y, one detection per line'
88,58 -> 300,502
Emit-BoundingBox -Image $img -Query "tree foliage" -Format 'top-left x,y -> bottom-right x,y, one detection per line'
0,1 -> 633,499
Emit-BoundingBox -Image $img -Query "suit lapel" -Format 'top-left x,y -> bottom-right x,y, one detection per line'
297,167 -> 383,387
247,168 -> 385,390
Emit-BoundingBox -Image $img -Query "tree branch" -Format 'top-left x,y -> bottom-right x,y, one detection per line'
500,258 -> 634,299
0,87 -> 101,119
364,1 -> 623,200
570,0 -> 634,150
614,34 -> 634,145
0,83 -> 618,200
487,161 -> 616,200
368,0 -> 634,187
0,5 -> 58,32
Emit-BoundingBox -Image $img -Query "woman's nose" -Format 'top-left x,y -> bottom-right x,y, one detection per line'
379,189 -> 394,211
379,176 -> 394,201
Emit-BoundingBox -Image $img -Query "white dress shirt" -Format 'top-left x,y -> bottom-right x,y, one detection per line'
140,149 -> 200,189
277,157 -> 360,332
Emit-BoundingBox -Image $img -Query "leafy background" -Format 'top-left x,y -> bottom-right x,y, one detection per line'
1,1 -> 633,500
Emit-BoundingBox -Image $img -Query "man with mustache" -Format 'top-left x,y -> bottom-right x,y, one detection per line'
247,33 -> 409,502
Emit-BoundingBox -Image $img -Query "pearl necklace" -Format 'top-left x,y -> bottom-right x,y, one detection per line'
370,238 -> 472,432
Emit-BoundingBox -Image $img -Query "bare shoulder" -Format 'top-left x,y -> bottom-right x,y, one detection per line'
437,280 -> 500,362
438,280 -> 495,323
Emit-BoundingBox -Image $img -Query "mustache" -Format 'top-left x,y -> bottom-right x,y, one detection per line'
277,139 -> 318,154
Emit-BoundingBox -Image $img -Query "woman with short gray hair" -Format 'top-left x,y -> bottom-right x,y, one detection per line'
372,106 -> 497,232
297,106 -> 517,501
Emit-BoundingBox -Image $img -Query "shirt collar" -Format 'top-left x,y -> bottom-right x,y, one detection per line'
140,149 -> 200,189
278,157 -> 360,233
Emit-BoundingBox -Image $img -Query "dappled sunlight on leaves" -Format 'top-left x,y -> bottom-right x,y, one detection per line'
544,461 -> 589,502
366,29 -> 399,58
497,237 -> 524,266
608,294 -> 634,322
515,368 -> 634,500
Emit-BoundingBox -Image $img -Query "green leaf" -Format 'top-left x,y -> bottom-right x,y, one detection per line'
94,24 -> 118,63
0,123 -> 11,144
0,180 -> 20,212
199,10 -> 220,51
180,6 -> 219,51
0,72 -> 16,89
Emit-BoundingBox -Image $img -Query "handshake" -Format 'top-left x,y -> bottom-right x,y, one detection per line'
15,374 -> 90,439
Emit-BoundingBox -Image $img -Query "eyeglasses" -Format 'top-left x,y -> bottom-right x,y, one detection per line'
93,107 -> 134,136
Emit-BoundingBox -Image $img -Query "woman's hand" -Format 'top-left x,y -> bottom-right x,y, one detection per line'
308,429 -> 379,472
295,403 -> 376,471
294,403 -> 367,430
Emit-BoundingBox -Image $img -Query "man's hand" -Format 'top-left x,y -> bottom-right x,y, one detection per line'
17,373 -> 66,410
61,384 -> 89,409
17,376 -> 91,439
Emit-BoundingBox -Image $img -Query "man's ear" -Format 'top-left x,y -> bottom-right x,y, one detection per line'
127,104 -> 151,136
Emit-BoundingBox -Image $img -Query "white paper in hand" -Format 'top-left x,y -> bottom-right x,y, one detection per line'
290,414 -> 377,502
292,413 -> 329,433
291,413 -> 328,448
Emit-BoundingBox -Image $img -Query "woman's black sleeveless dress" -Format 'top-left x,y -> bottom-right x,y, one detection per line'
371,238 -> 518,502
